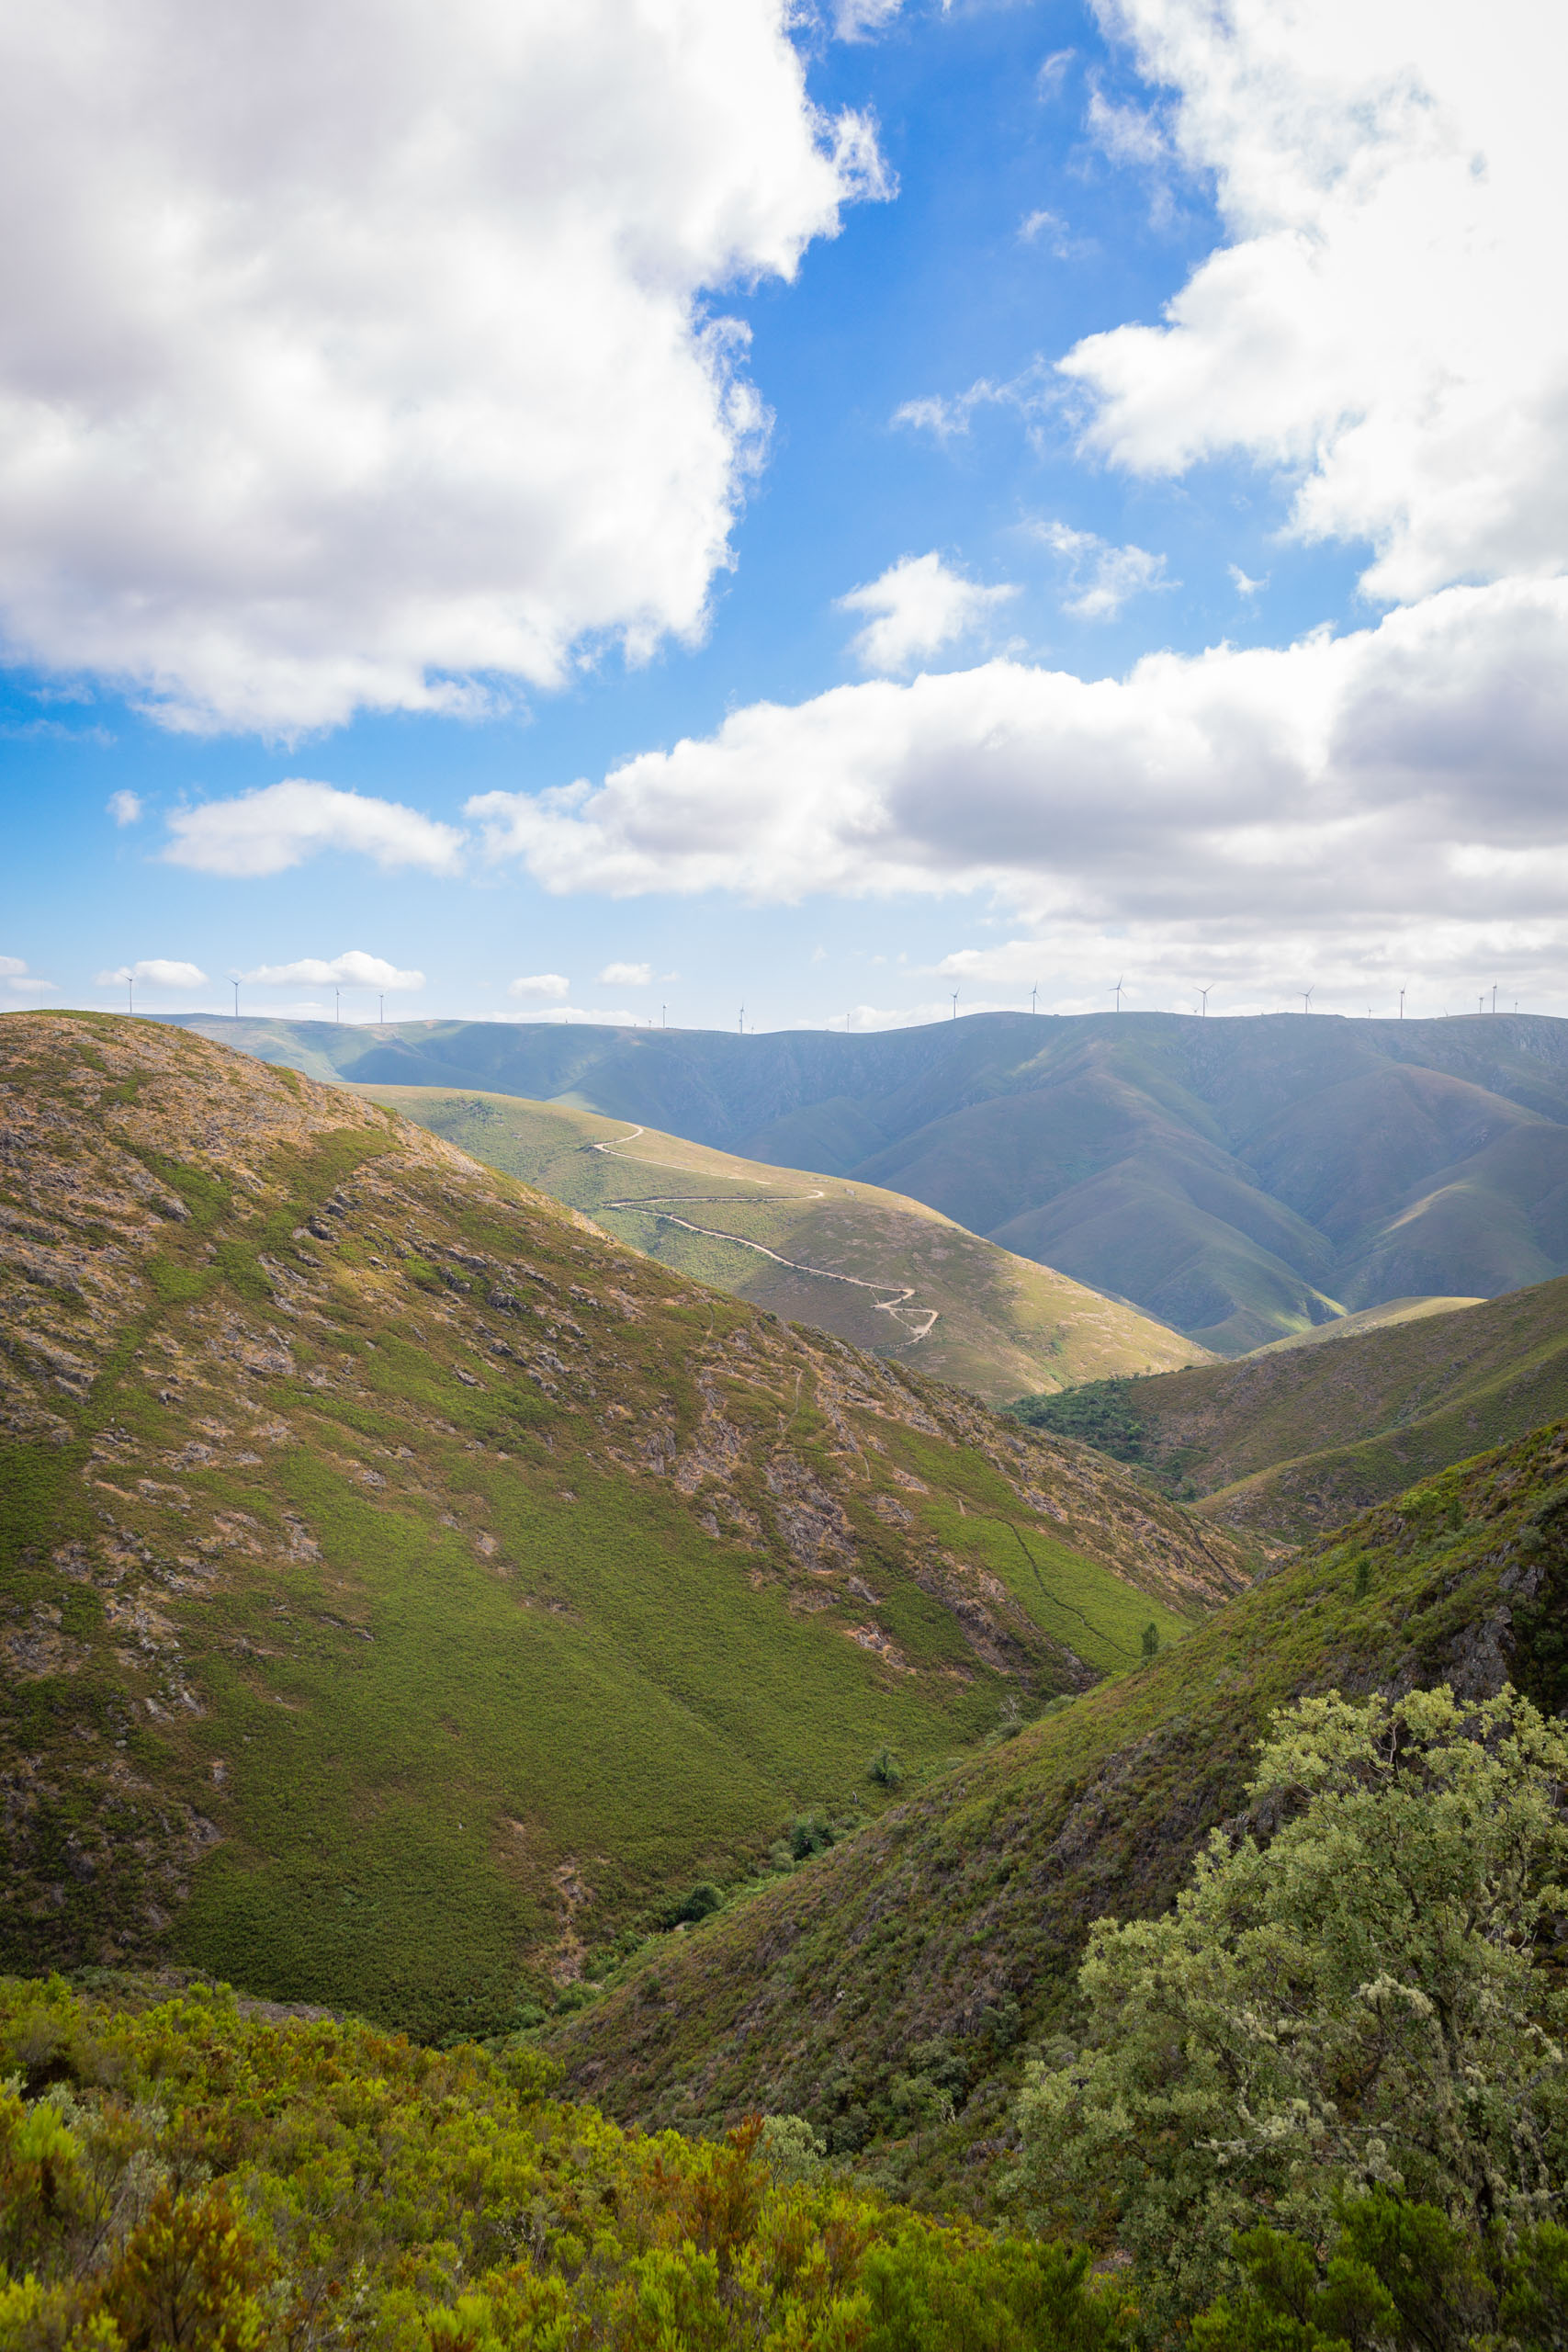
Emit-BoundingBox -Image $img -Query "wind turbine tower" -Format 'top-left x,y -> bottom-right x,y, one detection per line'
232,980 -> 240,1018
1111,976 -> 1124,1012
1198,985 -> 1211,1018
1031,983 -> 1038,1015
951,989 -> 959,1021
1302,985 -> 1314,1014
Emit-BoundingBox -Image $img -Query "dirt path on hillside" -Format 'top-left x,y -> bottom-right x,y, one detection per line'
590,1128 -> 938,1342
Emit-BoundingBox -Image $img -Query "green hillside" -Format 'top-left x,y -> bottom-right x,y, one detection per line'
1013,1272 -> 1568,1539
541,1416 -> 1568,2211
170,1008 -> 1568,1353
0,1012 -> 1243,2046
356,1085 -> 1208,1407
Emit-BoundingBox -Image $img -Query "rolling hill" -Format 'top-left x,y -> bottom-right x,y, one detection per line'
1015,1272 -> 1568,1540
355,1085 -> 1207,1406
537,1416 -> 1568,2211
0,1012 -> 1244,2043
172,1008 -> 1568,1353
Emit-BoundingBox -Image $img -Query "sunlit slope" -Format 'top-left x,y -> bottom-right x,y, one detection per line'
357,1087 -> 1207,1406
170,1010 -> 1568,1354
0,1014 -> 1243,2043
1015,1273 -> 1568,1540
547,1419 -> 1568,2211
1247,1294 -> 1483,1356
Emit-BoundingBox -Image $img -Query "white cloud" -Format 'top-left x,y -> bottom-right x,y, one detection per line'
1229,565 -> 1267,597
838,552 -> 1019,673
0,1 -> 886,734
1060,0 -> 1568,600
1041,522 -> 1173,619
598,961 -> 652,986
833,0 -> 904,35
162,782 -> 465,877
107,790 -> 142,825
97,958 -> 208,989
1085,86 -> 1169,169
508,972 -> 571,1001
0,955 -> 53,999
240,950 -> 424,991
463,578 -> 1568,1007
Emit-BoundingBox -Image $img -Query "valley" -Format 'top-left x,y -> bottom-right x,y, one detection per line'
0,1012 -> 1240,2044
539,1415 -> 1568,2210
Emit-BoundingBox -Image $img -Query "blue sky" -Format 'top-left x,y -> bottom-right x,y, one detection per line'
3,0 -> 1563,1031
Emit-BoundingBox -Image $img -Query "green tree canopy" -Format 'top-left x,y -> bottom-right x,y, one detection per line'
1013,1684 -> 1568,2329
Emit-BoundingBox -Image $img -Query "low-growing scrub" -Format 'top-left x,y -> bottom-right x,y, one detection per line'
0,1976 -> 1133,2350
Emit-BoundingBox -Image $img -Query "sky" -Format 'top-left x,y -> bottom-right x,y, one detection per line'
3,0 -> 1566,1034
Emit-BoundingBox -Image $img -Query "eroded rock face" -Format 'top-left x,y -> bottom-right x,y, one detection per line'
0,1012 -> 1247,2001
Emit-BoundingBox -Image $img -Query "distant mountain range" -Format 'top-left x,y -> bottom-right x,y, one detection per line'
173,1010 -> 1568,1352
360,1083 -> 1206,1404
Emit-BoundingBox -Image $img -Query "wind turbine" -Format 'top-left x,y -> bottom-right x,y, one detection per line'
1030,983 -> 1038,1015
738,1003 -> 744,1035
334,988 -> 342,1025
661,1003 -> 666,1028
127,977 -> 134,1016
1493,983 -> 1498,1015
1399,985 -> 1406,1021
1301,985 -> 1314,1014
951,989 -> 959,1022
1478,995 -> 1484,1017
1111,976 -> 1124,1012
378,994 -> 385,1025
1197,985 -> 1211,1018
232,979 -> 240,1018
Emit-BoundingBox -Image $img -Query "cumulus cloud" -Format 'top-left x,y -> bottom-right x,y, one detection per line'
598,961 -> 652,986
508,972 -> 570,1001
838,553 -> 1019,673
1040,523 -> 1173,619
0,1 -> 886,734
97,958 -> 208,989
240,950 -> 424,991
1061,0 -> 1568,599
463,579 -> 1568,1003
163,782 -> 465,878
107,790 -> 142,826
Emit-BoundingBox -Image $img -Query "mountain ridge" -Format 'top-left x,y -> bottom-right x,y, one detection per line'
355,1083 -> 1209,1406
170,1010 -> 1568,1351
0,1011 -> 1244,2042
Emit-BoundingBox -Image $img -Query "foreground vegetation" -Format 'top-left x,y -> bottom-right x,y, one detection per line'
7,1681 -> 1568,2347
0,1974 -> 1135,2351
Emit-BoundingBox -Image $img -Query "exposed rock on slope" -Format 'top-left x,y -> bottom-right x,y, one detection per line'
0,1013 -> 1242,2041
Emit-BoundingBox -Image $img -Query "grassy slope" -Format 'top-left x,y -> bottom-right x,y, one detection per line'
356,1086 -> 1208,1407
0,1014 -> 1244,2046
1014,1274 -> 1568,1541
169,1010 -> 1568,1355
544,1419 -> 1568,2212
1245,1294 -> 1483,1355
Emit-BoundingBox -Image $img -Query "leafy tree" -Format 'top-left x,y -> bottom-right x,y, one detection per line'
1139,1623 -> 1159,1661
1012,1684 -> 1568,2329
